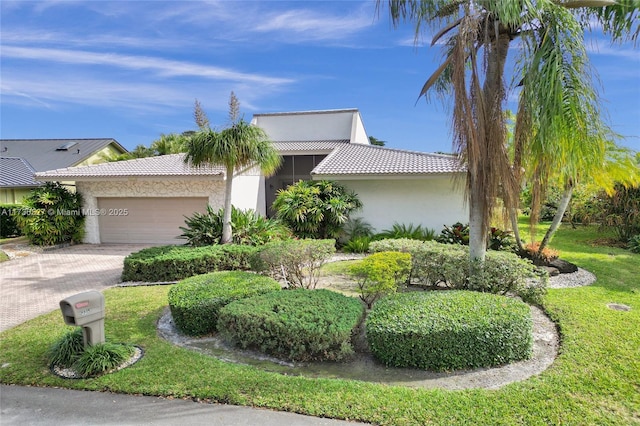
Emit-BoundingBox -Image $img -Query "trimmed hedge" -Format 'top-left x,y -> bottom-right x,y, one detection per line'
349,251 -> 412,308
369,239 -> 547,305
168,271 -> 281,336
218,289 -> 365,362
366,291 -> 533,371
122,244 -> 259,282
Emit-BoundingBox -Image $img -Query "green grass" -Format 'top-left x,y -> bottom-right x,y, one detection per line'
0,251 -> 9,263
1,223 -> 639,425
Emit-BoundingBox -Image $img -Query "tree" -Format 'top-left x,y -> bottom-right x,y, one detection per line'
383,0 -> 638,268
184,93 -> 282,244
369,136 -> 386,146
194,99 -> 210,130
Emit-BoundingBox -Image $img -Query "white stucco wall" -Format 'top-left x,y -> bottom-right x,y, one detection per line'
231,171 -> 266,215
338,175 -> 468,234
252,110 -> 357,141
77,179 -> 225,243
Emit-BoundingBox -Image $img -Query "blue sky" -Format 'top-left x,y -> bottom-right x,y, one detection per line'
1,1 -> 639,154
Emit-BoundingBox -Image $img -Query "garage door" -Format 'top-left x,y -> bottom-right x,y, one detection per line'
97,197 -> 208,244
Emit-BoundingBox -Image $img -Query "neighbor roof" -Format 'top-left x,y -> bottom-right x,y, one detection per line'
272,139 -> 349,153
0,139 -> 127,172
311,144 -> 464,176
35,154 -> 225,180
0,157 -> 42,188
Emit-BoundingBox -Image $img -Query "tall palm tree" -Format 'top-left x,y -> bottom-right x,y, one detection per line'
383,0 -> 638,267
184,95 -> 282,244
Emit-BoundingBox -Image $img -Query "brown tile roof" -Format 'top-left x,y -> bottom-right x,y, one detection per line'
311,144 -> 464,176
35,154 -> 224,179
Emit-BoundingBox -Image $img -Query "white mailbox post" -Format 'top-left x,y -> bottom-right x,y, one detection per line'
59,290 -> 105,347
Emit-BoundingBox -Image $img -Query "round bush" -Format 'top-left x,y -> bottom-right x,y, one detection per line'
366,291 -> 533,371
218,289 -> 365,362
168,271 -> 281,336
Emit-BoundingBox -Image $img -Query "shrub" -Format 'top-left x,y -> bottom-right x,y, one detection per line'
73,342 -> 135,378
436,222 -> 470,245
0,204 -> 22,238
218,289 -> 364,362
14,182 -> 85,246
521,242 -> 560,264
366,291 -> 533,371
251,239 -> 335,289
370,239 -> 547,305
368,238 -> 425,254
340,217 -> 374,243
629,234 -> 640,254
122,244 -> 259,282
168,271 -> 281,336
599,185 -> 640,242
488,227 -> 515,251
376,223 -> 435,241
180,205 -> 290,246
47,328 -> 84,368
343,236 -> 372,253
349,251 -> 412,308
273,180 -> 362,239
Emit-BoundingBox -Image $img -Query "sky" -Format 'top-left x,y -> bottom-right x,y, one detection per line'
1,1 -> 639,154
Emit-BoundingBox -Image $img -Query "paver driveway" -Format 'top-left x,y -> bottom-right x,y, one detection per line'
0,244 -> 150,332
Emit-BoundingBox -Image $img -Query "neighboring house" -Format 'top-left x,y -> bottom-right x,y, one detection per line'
35,109 -> 468,244
0,138 -> 128,204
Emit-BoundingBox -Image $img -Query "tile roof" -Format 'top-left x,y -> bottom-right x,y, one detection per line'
311,144 -> 464,176
272,140 -> 349,152
0,139 -> 127,172
0,157 -> 42,187
35,154 -> 225,179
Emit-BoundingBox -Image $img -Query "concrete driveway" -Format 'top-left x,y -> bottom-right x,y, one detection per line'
0,244 -> 150,332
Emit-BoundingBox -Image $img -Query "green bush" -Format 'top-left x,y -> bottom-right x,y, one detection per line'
435,222 -> 470,245
366,291 -> 533,371
273,180 -> 362,239
180,205 -> 290,246
629,234 -> 640,254
218,289 -> 364,362
168,271 -> 281,336
47,328 -> 84,368
251,239 -> 335,289
376,223 -> 435,241
14,182 -> 85,246
73,342 -> 135,378
122,244 -> 259,282
349,251 -> 412,308
370,239 -> 547,304
343,236 -> 372,253
0,204 -> 22,238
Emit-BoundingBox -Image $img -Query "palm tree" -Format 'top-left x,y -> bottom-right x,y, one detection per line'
383,0 -> 638,268
184,94 -> 282,244
150,133 -> 187,155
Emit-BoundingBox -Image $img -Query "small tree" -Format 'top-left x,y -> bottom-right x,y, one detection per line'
15,182 -> 85,246
350,251 -> 411,308
273,180 -> 363,239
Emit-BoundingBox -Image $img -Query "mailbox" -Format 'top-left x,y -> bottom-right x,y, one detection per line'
59,291 -> 105,347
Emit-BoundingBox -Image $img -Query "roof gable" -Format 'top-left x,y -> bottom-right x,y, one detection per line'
0,138 -> 127,172
0,157 -> 42,188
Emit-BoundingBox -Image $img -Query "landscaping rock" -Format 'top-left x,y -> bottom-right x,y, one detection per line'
549,259 -> 578,274
541,266 -> 560,277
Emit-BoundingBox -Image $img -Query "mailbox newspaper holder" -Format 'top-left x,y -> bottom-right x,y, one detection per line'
59,290 -> 105,347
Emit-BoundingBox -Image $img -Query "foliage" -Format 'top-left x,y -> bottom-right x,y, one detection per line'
487,227 -> 515,251
168,271 -> 281,336
376,222 -> 435,241
349,251 -> 411,308
598,184 -> 640,242
0,204 -> 22,238
435,222 -> 469,245
340,217 -> 374,242
251,239 -> 335,289
370,239 -> 547,305
218,289 -> 364,362
47,328 -> 84,368
180,205 -> 290,246
14,182 -> 84,246
122,244 -> 259,282
628,234 -> 640,254
342,236 -> 372,254
73,342 -> 135,378
366,291 -> 533,371
273,180 -> 362,240
521,242 -> 560,265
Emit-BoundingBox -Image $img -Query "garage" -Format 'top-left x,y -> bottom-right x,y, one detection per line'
97,197 -> 208,244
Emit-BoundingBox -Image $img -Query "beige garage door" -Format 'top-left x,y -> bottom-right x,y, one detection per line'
97,197 -> 208,244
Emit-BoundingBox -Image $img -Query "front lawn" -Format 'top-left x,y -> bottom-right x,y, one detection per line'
1,223 -> 638,425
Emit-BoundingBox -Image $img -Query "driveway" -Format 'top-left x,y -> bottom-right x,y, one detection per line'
0,244 -> 150,332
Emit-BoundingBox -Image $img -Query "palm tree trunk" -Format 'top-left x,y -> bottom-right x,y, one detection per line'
538,181 -> 574,254
509,208 -> 524,251
221,164 -> 234,244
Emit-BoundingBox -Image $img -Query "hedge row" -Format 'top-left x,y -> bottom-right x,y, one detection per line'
122,244 -> 259,282
369,239 -> 547,304
168,271 -> 281,336
366,291 -> 534,371
218,289 -> 364,362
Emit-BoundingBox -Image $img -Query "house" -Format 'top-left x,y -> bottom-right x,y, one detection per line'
0,138 -> 128,204
35,109 -> 468,244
